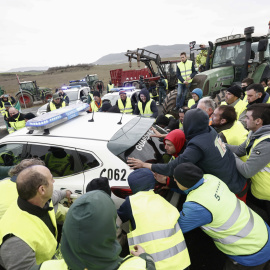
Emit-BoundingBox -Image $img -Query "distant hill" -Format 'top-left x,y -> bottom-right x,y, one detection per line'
7,66 -> 49,72
94,44 -> 190,65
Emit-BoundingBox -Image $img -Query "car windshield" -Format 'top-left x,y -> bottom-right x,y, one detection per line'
65,91 -> 78,101
212,41 -> 246,68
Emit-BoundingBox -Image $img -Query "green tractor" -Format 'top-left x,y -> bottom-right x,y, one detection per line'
16,78 -> 53,108
84,74 -> 104,93
163,23 -> 270,113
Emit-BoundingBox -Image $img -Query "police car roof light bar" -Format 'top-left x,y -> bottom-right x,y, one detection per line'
26,103 -> 90,132
110,86 -> 135,93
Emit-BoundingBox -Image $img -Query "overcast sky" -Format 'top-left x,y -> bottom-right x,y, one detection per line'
0,0 -> 269,71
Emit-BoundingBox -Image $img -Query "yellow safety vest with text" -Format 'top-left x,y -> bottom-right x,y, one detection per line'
8,113 -> 26,134
128,191 -> 190,270
50,101 -> 66,111
177,60 -> 193,84
118,97 -> 133,114
0,200 -> 58,264
246,134 -> 270,200
0,179 -> 18,220
186,174 -> 268,256
138,99 -> 154,118
222,121 -> 248,161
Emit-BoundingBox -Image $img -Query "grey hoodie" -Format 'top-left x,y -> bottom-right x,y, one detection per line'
227,124 -> 270,178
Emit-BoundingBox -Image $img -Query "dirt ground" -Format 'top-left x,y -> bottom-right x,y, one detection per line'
0,57 -> 178,96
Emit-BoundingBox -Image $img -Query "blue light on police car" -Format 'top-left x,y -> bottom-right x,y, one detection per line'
26,103 -> 89,130
110,86 -> 135,93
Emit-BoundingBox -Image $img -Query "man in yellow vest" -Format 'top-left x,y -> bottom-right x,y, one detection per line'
117,168 -> 190,270
6,107 -> 26,133
115,90 -> 135,114
195,44 -> 208,72
0,165 -> 58,269
88,91 -> 102,112
173,162 -> 270,269
134,89 -> 158,118
107,80 -> 114,93
174,52 -> 197,110
227,104 -> 270,224
221,85 -> 247,127
0,94 -> 16,116
212,105 -> 248,145
46,93 -> 66,112
187,88 -> 203,109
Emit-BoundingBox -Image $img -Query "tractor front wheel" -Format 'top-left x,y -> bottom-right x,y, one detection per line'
17,93 -> 33,108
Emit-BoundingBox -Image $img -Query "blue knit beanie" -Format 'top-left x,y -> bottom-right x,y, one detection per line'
191,88 -> 203,99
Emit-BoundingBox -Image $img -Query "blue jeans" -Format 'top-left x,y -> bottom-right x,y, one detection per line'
159,88 -> 166,105
176,83 -> 190,108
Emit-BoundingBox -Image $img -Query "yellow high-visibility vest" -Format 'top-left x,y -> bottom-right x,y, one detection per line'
177,60 -> 193,84
128,191 -> 190,270
138,99 -> 154,117
49,101 -> 66,111
246,135 -> 270,200
187,174 -> 268,256
0,200 -> 58,264
118,97 -> 133,114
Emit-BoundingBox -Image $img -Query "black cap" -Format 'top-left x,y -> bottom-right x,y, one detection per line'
227,85 -> 242,98
4,102 -> 11,107
93,91 -> 100,97
173,163 -> 203,189
86,177 -> 111,196
101,102 -> 112,112
24,113 -> 36,120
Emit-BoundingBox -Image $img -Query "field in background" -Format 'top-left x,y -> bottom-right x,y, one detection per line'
0,57 -> 178,96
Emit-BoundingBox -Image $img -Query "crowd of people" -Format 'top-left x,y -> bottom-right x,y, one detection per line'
1,53 -> 270,269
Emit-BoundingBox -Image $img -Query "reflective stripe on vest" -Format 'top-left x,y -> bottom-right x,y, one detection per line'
164,79 -> 168,90
165,114 -> 174,119
90,100 -> 102,112
0,200 -> 57,264
187,99 -> 195,108
0,179 -> 17,220
119,255 -> 147,269
186,174 -> 268,256
128,222 -> 181,246
128,191 -> 190,269
177,60 -> 193,84
50,101 -> 66,111
138,99 -> 153,117
246,134 -> 270,200
118,97 -> 133,114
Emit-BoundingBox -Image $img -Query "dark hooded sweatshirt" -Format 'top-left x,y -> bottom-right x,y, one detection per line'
133,89 -> 158,118
61,190 -> 155,270
152,109 -> 247,194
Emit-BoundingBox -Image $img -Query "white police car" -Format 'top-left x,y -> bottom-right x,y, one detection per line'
0,104 -> 165,207
37,86 -> 90,116
102,86 -> 141,106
